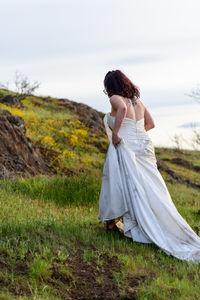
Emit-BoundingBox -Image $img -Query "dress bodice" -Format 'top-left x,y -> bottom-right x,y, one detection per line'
107,113 -> 151,140
103,112 -> 155,158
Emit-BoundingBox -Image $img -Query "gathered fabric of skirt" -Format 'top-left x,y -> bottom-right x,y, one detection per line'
98,112 -> 200,263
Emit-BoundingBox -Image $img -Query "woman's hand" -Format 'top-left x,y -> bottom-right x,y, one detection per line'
112,132 -> 121,148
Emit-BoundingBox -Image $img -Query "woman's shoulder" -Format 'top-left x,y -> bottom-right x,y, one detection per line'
110,94 -> 144,107
109,94 -> 125,105
109,94 -> 123,101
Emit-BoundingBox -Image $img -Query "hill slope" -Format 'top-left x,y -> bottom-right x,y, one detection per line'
0,89 -> 199,184
0,89 -> 108,176
0,90 -> 199,299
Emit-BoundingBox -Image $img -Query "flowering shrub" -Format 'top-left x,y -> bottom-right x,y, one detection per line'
0,104 -> 36,119
43,136 -> 57,149
0,95 -> 106,172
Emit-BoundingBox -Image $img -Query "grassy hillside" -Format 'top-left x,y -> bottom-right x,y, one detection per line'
0,90 -> 200,299
0,89 -> 108,175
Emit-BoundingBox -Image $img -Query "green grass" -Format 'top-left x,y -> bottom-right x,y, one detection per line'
0,88 -> 200,298
2,172 -> 100,207
0,172 -> 200,299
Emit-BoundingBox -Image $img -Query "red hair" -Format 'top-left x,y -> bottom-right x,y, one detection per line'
104,70 -> 140,99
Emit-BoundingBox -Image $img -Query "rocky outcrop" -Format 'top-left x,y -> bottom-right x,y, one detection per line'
157,159 -> 200,189
0,94 -> 21,106
57,98 -> 105,135
163,157 -> 200,173
0,110 -> 52,178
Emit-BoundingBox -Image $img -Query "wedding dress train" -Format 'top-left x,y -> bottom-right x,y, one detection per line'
98,112 -> 200,263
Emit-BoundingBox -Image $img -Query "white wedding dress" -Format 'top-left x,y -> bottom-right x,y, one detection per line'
98,107 -> 200,263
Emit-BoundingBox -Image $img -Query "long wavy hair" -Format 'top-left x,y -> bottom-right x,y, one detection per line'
104,70 -> 140,99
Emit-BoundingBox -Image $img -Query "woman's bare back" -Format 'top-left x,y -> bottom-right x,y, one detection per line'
110,95 -> 155,131
110,96 -> 145,122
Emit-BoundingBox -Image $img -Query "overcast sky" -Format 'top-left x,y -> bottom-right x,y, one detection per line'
0,0 -> 200,149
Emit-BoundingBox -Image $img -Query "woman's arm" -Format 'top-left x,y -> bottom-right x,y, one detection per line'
110,95 -> 127,146
140,101 -> 155,131
110,95 -> 127,135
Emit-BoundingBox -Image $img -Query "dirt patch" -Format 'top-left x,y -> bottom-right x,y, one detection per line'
0,234 -> 146,299
0,252 -> 32,297
46,237 -> 146,300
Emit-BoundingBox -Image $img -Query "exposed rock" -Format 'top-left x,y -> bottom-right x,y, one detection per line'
170,157 -> 194,169
0,94 -> 21,106
157,159 -> 200,189
7,115 -> 26,134
0,110 -> 12,116
57,98 -> 105,135
0,110 -> 52,179
194,165 -> 200,172
163,157 -> 200,173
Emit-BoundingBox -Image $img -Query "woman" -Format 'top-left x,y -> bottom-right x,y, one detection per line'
98,70 -> 200,263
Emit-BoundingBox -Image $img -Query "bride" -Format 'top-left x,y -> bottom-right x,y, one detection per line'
98,69 -> 200,263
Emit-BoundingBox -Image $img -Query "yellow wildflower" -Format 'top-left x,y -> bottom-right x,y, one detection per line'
43,136 -> 56,148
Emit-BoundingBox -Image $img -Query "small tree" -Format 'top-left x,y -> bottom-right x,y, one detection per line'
184,82 -> 200,103
170,133 -> 183,152
191,127 -> 200,150
0,70 -> 41,101
185,83 -> 200,150
13,70 -> 41,101
0,81 -> 9,90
